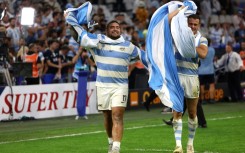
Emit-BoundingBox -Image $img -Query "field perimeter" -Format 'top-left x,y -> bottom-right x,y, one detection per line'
0,102 -> 245,153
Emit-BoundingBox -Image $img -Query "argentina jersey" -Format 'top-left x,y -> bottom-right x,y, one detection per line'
175,33 -> 208,76
89,41 -> 139,88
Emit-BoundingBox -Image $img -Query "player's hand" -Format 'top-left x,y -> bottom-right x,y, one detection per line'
64,11 -> 69,18
240,66 -> 245,71
183,0 -> 193,10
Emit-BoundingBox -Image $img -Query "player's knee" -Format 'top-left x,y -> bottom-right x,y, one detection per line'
173,111 -> 182,119
188,110 -> 196,119
188,116 -> 198,128
112,112 -> 123,122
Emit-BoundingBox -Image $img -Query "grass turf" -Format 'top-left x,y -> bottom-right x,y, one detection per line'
0,102 -> 244,153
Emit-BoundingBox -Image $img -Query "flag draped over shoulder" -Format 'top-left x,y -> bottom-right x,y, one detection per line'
146,1 -> 184,112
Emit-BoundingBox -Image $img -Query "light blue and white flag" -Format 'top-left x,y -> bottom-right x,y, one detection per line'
171,2 -> 197,58
65,2 -> 92,25
146,1 -> 197,112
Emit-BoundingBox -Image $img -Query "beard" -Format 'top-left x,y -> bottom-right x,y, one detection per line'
108,34 -> 120,40
107,30 -> 121,40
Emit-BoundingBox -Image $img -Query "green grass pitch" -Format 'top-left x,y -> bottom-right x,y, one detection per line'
0,102 -> 244,153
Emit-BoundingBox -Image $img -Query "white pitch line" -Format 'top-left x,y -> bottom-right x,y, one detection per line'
0,116 -> 243,145
125,148 -> 221,153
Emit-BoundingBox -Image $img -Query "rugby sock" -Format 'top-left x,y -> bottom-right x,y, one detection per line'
187,116 -> 198,146
108,137 -> 113,144
112,141 -> 120,151
172,119 -> 182,147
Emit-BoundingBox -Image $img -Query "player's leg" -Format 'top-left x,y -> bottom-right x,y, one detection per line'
103,110 -> 113,153
110,88 -> 128,153
200,84 -> 205,102
208,74 -> 215,103
172,111 -> 183,153
209,82 -> 215,102
111,107 -> 125,153
199,75 -> 206,103
97,87 -> 113,153
185,75 -> 199,153
143,90 -> 158,111
186,98 -> 199,153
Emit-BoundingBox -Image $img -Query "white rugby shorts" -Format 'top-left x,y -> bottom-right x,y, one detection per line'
178,74 -> 200,98
97,86 -> 128,110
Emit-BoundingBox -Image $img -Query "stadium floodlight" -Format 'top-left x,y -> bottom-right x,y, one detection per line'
20,7 -> 35,26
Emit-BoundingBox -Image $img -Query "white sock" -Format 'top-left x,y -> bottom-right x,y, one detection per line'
187,116 -> 198,146
173,119 -> 182,147
112,141 -> 121,150
108,137 -> 113,145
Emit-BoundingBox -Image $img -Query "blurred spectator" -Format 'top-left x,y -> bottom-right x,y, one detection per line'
131,30 -> 140,47
132,0 -> 144,15
57,20 -> 68,44
114,13 -> 126,24
200,0 -> 212,28
20,0 -> 32,8
33,14 -> 47,40
0,12 -> 10,28
65,3 -> 74,9
25,24 -> 39,46
68,35 -> 79,57
239,41 -> 245,81
232,10 -> 244,30
220,23 -> 235,48
44,0 -> 62,12
215,43 -> 245,102
24,43 -> 41,85
6,17 -> 21,52
60,45 -> 73,82
211,0 -> 221,15
16,38 -> 29,62
90,14 -> 104,34
198,38 -> 216,103
51,12 -> 62,30
135,21 -> 147,45
148,0 -> 159,20
120,21 -> 128,38
219,10 -> 229,24
36,40 -> 46,78
239,41 -> 245,66
123,26 -> 134,41
42,39 -> 61,83
41,5 -> 53,26
234,21 -> 245,44
209,23 -> 223,48
135,1 -> 148,26
72,47 -> 96,81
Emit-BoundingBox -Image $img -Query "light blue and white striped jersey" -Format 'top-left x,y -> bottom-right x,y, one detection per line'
175,32 -> 208,76
88,41 -> 140,88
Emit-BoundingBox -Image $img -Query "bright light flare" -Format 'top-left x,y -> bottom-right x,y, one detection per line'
21,7 -> 35,26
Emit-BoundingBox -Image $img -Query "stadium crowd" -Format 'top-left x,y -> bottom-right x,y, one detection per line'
0,0 -> 244,86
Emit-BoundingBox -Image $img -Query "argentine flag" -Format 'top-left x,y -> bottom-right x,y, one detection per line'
146,1 -> 185,112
